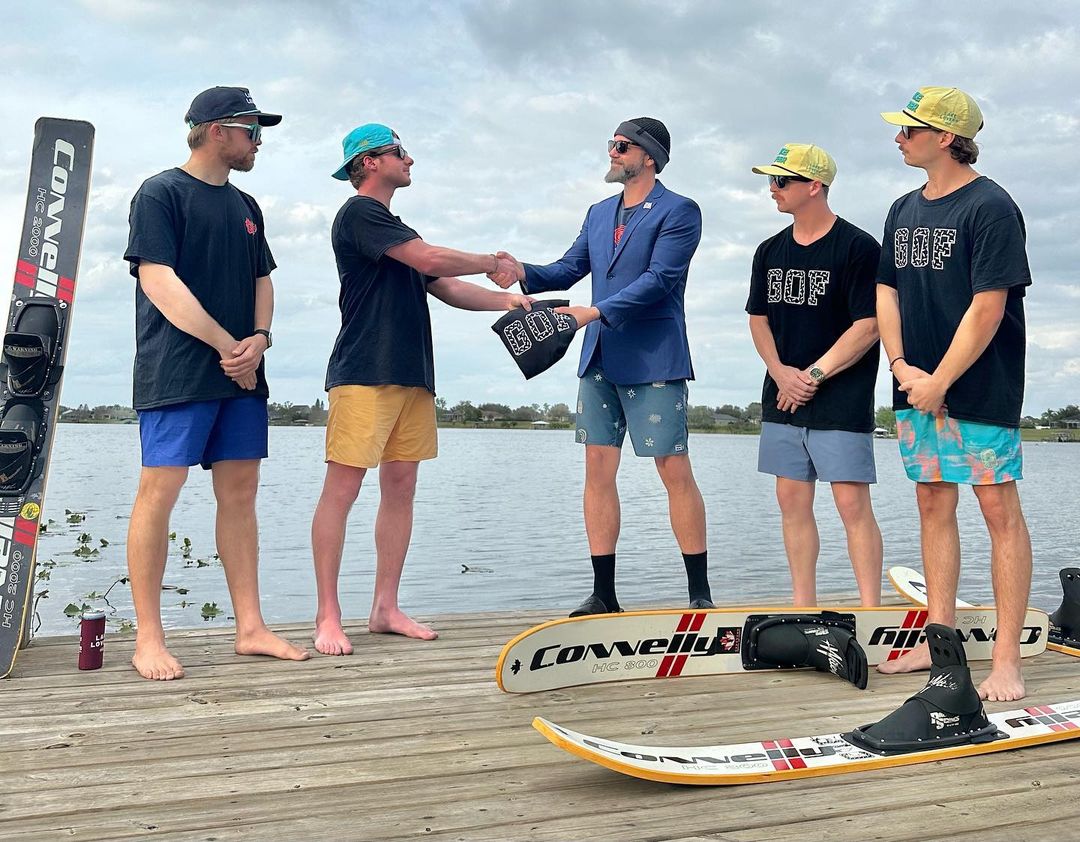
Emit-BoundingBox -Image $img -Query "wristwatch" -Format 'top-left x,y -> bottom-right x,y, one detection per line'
809,366 -> 827,384
254,328 -> 272,348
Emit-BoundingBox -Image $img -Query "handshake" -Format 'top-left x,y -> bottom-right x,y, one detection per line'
488,251 -> 525,289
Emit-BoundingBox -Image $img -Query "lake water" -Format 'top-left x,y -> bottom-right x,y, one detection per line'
31,425 -> 1080,637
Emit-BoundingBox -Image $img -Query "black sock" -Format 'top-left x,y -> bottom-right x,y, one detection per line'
683,551 -> 711,603
590,553 -> 619,610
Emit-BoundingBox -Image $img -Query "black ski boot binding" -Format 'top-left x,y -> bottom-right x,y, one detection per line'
742,612 -> 868,689
2,297 -> 63,398
0,400 -> 46,496
1050,568 -> 1080,648
844,623 -> 1004,755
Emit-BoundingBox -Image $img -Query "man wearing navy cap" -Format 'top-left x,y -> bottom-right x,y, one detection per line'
490,117 -> 713,617
311,123 -> 532,655
123,86 -> 308,680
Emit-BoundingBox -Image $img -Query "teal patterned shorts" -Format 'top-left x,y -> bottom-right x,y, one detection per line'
575,365 -> 689,457
895,409 -> 1023,485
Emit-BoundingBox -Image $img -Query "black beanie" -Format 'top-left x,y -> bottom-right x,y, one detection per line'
614,117 -> 671,173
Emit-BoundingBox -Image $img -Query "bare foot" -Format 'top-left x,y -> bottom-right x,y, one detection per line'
369,608 -> 438,640
875,641 -> 931,674
313,618 -> 354,656
132,638 -> 185,681
978,661 -> 1025,702
235,626 -> 311,661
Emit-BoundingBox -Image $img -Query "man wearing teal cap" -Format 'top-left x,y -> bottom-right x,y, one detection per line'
311,124 -> 531,654
747,143 -> 883,609
875,87 -> 1033,702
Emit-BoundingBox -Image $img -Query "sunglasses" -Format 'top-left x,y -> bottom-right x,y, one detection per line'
217,121 -> 262,143
768,174 -> 811,189
899,124 -> 941,139
608,139 -> 641,154
366,145 -> 409,160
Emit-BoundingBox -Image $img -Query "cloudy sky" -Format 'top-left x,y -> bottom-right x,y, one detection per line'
2,0 -> 1077,416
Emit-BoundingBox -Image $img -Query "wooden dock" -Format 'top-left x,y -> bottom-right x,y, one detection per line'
3,608 -> 1080,841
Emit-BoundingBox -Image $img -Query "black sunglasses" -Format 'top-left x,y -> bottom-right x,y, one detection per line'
899,124 -> 942,139
768,174 -> 811,189
608,139 -> 641,154
366,144 -> 409,160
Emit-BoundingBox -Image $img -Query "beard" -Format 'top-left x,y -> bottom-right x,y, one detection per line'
604,160 -> 644,184
226,151 -> 256,172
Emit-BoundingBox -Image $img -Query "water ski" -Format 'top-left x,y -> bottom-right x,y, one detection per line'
889,564 -> 1079,658
496,604 -> 1047,693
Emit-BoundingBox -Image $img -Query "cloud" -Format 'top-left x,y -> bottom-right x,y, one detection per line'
0,1 -> 1076,416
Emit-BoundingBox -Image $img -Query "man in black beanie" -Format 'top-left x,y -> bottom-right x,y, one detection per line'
491,117 -> 712,616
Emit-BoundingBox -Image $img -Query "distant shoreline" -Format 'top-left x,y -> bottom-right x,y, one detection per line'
55,417 -> 1079,442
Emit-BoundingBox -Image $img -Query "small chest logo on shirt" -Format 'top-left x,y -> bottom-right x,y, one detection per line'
893,227 -> 956,270
767,269 -> 830,306
244,217 -> 258,235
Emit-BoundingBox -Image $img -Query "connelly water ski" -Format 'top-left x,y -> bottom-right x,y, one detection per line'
0,118 -> 94,678
533,690 -> 1080,786
889,565 -> 1080,658
496,604 -> 1048,693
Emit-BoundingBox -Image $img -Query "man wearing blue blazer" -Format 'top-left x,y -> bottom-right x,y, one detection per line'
493,117 -> 712,616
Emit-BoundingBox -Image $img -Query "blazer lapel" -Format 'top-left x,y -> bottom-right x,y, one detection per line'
609,181 -> 666,270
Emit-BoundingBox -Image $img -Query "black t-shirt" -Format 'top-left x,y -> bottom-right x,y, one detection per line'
877,177 -> 1031,427
124,168 -> 275,410
326,196 -> 437,393
614,200 -> 640,246
746,217 -> 881,432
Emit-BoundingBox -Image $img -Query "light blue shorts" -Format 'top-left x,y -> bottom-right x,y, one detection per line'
758,422 -> 876,483
138,397 -> 269,470
575,365 -> 689,457
896,409 -> 1022,485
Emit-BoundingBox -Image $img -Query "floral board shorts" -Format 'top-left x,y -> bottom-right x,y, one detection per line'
895,409 -> 1022,485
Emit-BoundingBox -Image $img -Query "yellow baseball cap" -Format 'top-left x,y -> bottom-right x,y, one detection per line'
881,87 -> 984,139
752,143 -> 837,186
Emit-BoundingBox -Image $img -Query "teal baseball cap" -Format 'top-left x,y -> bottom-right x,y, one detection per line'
332,123 -> 400,180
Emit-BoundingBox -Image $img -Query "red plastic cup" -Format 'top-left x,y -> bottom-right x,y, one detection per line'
78,610 -> 105,670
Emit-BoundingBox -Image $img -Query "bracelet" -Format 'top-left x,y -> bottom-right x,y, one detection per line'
888,355 -> 905,371
490,254 -> 498,274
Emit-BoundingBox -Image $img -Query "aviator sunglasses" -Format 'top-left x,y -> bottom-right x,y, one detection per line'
768,174 -> 811,189
217,121 -> 262,143
608,139 -> 641,154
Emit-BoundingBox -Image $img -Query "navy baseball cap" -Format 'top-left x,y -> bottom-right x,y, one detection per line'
184,86 -> 282,128
492,300 -> 579,380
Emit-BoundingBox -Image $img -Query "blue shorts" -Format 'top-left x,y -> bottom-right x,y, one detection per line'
758,422 -> 876,483
138,397 -> 269,469
575,365 -> 689,457
896,409 -> 1022,485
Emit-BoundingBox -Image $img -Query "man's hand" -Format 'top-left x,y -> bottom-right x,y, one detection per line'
554,305 -> 599,326
899,368 -> 948,416
772,364 -> 817,404
504,293 -> 535,311
488,251 -> 524,289
776,391 -> 809,413
220,334 -> 267,390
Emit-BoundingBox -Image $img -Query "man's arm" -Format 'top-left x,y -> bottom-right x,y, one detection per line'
898,289 -> 1008,414
593,201 -> 701,329
221,273 -> 273,383
492,212 -> 593,294
809,317 -> 879,380
426,276 -> 534,312
748,314 -> 817,412
138,262 -> 256,390
385,238 -> 515,280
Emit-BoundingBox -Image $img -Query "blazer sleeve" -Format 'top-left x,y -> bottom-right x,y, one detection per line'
595,199 -> 702,329
521,208 -> 593,294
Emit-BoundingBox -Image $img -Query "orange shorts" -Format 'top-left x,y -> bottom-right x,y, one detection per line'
325,385 -> 438,468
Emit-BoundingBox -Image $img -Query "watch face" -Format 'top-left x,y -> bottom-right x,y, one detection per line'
810,367 -> 825,383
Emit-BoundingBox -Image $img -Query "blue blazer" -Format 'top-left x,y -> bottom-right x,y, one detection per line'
522,180 -> 701,384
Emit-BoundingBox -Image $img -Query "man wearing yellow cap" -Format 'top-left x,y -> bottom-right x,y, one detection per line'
747,144 -> 883,608
876,87 -> 1033,701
